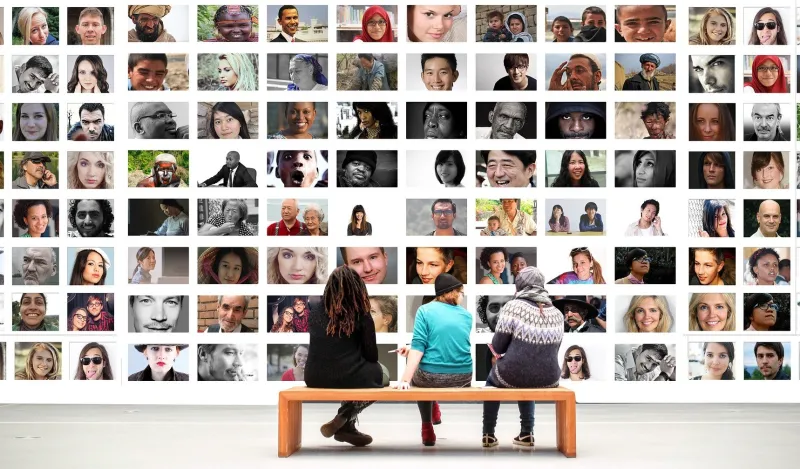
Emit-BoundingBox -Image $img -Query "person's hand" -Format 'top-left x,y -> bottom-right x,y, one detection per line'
14,65 -> 22,80
176,125 -> 190,139
43,73 -> 59,92
233,368 -> 246,381
659,354 -> 676,376
653,216 -> 661,230
698,230 -> 709,238
218,222 -> 237,234
549,61 -> 570,90
42,169 -> 57,186
396,345 -> 411,357
392,381 -> 411,390
197,182 -> 206,187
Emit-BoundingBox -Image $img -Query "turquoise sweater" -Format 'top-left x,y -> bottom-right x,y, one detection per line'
411,301 -> 473,374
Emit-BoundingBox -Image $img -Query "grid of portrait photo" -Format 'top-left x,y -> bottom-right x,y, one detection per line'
0,2 -> 799,402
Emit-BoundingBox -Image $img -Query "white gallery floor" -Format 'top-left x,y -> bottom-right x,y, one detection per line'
1,403 -> 798,468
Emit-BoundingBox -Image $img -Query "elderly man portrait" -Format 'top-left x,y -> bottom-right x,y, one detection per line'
548,54 -> 602,91
338,151 -> 381,187
615,344 -> 676,381
493,199 -> 536,235
68,199 -> 114,237
267,198 -> 305,236
137,153 -> 181,187
751,199 -> 782,237
476,102 -> 529,139
14,152 -> 58,189
690,55 -> 735,93
623,54 -> 662,90
426,199 -> 466,236
745,103 -> 787,141
198,344 -> 254,381
545,102 -> 606,139
274,150 -> 326,188
67,103 -> 115,141
73,7 -> 109,45
204,296 -> 255,333
199,199 -> 254,236
130,102 -> 189,139
128,345 -> 189,381
271,5 -> 303,42
625,199 -> 665,236
479,150 -> 536,188
128,6 -> 177,42
340,247 -> 390,284
553,296 -> 605,333
199,151 -> 257,188
492,53 -> 536,91
15,247 -> 57,285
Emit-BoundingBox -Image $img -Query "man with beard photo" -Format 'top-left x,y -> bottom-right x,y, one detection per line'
128,6 -> 177,42
67,103 -> 115,142
548,54 -> 602,91
545,102 -> 606,139
137,153 -> 181,187
745,103 -> 787,141
337,151 -> 381,187
623,54 -> 662,90
476,102 -> 528,139
273,150 -> 326,188
689,55 -> 734,93
68,199 -> 114,237
130,102 -> 189,139
197,344 -> 254,381
13,152 -> 58,189
198,151 -> 257,187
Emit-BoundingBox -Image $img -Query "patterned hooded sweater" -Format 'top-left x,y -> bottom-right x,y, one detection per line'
489,290 -> 564,388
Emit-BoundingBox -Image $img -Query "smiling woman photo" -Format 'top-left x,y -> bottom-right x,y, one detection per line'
269,102 -> 319,139
13,103 -> 58,141
691,342 -> 735,380
407,5 -> 464,42
206,102 -> 251,139
689,293 -> 736,332
623,296 -> 673,333
13,293 -> 57,331
69,248 -> 111,286
15,342 -> 61,380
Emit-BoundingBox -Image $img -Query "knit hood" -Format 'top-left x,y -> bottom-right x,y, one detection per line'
505,12 -> 533,42
514,266 -> 552,304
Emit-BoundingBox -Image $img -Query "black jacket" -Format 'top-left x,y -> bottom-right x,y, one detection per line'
128,367 -> 189,381
623,73 -> 660,91
205,323 -> 255,333
202,163 -> 257,187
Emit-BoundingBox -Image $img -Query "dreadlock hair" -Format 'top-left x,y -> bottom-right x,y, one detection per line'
323,265 -> 371,337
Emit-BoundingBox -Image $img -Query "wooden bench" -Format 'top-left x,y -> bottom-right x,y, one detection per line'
278,386 -> 576,457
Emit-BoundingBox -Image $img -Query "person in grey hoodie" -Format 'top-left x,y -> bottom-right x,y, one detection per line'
505,12 -> 533,42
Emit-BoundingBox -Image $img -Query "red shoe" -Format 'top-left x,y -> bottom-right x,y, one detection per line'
432,401 -> 442,425
421,422 -> 436,446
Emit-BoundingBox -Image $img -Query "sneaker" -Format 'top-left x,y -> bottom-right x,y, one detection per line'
482,433 -> 498,448
513,432 -> 535,448
320,414 -> 348,438
421,422 -> 437,446
333,421 -> 373,447
432,401 -> 442,425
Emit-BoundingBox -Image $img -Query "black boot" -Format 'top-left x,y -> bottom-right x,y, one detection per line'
320,403 -> 354,438
334,419 -> 373,447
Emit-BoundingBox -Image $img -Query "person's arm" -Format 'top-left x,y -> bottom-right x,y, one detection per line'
346,224 -> 354,236
622,78 -> 634,91
578,215 -> 588,232
491,308 -> 513,354
614,354 -> 627,381
360,313 -> 379,362
370,69 -> 385,91
198,222 -> 234,236
564,217 -> 571,232
352,70 -> 364,91
202,167 -> 226,187
154,220 -> 168,236
365,223 -> 372,235
479,276 -> 493,284
595,214 -> 604,231
548,220 -> 556,232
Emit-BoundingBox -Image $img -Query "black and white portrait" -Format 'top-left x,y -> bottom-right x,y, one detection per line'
406,102 -> 466,139
128,102 -> 190,139
475,102 -> 536,139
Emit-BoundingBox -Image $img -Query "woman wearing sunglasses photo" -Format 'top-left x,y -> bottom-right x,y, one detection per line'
748,8 -> 787,45
560,345 -> 591,382
74,342 -> 113,380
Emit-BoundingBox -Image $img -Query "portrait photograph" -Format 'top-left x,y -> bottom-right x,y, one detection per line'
266,53 -> 326,91
128,150 -> 189,188
742,293 -> 791,332
336,150 -> 398,188
407,150 -> 468,189
337,102 -> 397,140
477,5 -> 537,42
544,199 -> 606,236
744,7 -> 789,46
688,55 -> 735,93
742,247 -> 791,286
616,53 -> 676,91
129,247 -> 190,285
127,53 -> 188,92
614,247 -> 676,285
475,150 -> 537,188
198,53 -> 259,91
688,103 -> 736,141
742,102 -> 789,141
406,102 -> 466,139
11,55 -> 59,93
0,343 -> 5,379
197,5 -> 259,42
126,5 -> 190,43
406,247 -> 467,285
474,246 -> 537,285
687,293 -> 737,332
11,151 -> 60,190
614,5 -> 676,43
266,198 -> 328,237
552,296 -> 608,334
12,103 -> 59,142
12,7 -> 60,45
743,342 -> 791,380
268,102 -> 328,140
614,296 -> 676,333
475,295 -> 513,333
615,102 -> 676,139
127,199 -> 188,237
613,197 -> 674,237
337,5 -> 397,42
743,199 -> 790,238
128,295 -> 190,333
127,344 -> 190,382
198,247 -> 259,285
198,102 -> 257,139
406,199 -> 468,236
128,102 -> 190,140
408,294 -> 466,333
688,247 -> 736,287
408,53 -> 467,92
12,294 -> 60,332
336,247 -> 399,285
688,152 -> 735,190
196,150 -> 259,188
475,199 -> 537,236
266,4 -> 328,42
744,55 -> 790,93
66,199 -> 114,238
267,344 -> 309,381
266,150 -> 328,189
267,295 -> 316,332
687,199 -> 736,238
546,53 -> 605,91
743,151 -> 789,189
544,102 -> 606,139
546,5 -> 606,42
198,199 -> 258,237
266,247 -> 328,285
558,342 -> 611,384
15,342 -> 63,381
546,150 -> 606,187
688,7 -> 735,45
69,342 -> 118,381
12,199 -> 59,238
66,55 -> 114,93
337,53 -> 397,91
198,295 -> 259,333
336,199 -> 395,237
11,246 -> 57,286
407,5 -> 467,42
66,247 -> 114,286
614,150 -> 675,188
67,294 -> 115,332
66,7 -> 113,45
475,102 -> 536,139
66,103 -> 114,141
614,344 -> 677,381
197,344 -> 259,381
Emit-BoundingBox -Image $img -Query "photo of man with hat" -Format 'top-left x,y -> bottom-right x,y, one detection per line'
14,152 -> 58,189
545,102 -> 606,139
552,296 -> 605,333
137,153 -> 181,187
128,344 -> 189,381
623,54 -> 662,90
338,151 -> 380,187
128,6 -> 176,42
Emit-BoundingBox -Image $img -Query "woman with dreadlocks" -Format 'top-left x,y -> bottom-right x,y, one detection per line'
305,265 -> 390,447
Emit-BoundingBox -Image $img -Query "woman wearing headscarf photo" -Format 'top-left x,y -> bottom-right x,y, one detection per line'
287,54 -> 328,90
696,152 -> 734,189
744,56 -> 787,93
354,6 -> 394,42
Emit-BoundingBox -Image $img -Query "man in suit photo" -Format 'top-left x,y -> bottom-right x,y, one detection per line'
271,5 -> 303,42
198,151 -> 257,187
203,296 -> 255,333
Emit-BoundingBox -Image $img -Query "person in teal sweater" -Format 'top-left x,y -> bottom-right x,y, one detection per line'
395,273 -> 473,446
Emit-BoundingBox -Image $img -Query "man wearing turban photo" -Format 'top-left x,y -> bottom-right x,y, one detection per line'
622,54 -> 661,90
128,5 -> 177,42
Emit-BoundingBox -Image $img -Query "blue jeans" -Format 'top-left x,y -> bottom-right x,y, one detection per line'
482,373 -> 535,434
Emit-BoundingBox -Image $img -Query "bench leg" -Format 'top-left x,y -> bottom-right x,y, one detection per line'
555,398 -> 576,458
278,396 -> 302,458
